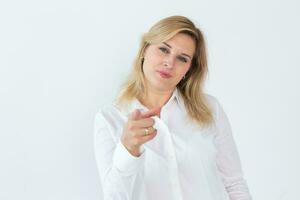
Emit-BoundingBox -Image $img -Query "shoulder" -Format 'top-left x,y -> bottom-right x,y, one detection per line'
203,93 -> 221,112
203,93 -> 232,130
95,103 -> 118,118
94,103 -> 126,130
203,93 -> 218,105
202,93 -> 227,123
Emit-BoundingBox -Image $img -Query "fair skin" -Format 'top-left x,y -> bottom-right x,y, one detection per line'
121,33 -> 196,156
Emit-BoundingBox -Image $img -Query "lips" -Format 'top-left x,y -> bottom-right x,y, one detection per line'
156,70 -> 172,78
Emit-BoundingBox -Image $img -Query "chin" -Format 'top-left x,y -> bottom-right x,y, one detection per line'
145,74 -> 173,90
150,81 -> 174,91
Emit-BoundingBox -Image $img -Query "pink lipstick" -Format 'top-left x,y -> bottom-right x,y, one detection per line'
157,70 -> 172,78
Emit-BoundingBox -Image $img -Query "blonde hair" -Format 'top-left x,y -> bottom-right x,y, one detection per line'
115,15 -> 214,128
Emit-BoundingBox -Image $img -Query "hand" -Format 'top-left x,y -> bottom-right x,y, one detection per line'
121,107 -> 161,157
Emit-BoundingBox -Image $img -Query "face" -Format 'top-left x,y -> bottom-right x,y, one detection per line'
142,33 -> 195,92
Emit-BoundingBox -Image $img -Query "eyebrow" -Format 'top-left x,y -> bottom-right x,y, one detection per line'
162,42 -> 192,59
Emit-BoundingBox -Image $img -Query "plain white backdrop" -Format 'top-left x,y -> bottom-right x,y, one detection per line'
0,0 -> 299,199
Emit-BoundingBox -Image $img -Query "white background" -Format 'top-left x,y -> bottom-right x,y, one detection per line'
0,0 -> 299,199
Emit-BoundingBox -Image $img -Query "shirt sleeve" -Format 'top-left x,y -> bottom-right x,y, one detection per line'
93,108 -> 145,200
214,99 -> 253,200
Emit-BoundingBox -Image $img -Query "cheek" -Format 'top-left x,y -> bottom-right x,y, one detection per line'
178,64 -> 191,75
143,58 -> 161,74
143,58 -> 157,77
146,49 -> 164,64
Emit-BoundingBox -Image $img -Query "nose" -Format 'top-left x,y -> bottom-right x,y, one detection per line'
163,55 -> 175,68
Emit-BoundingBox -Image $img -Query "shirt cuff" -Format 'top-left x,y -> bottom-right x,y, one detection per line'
113,140 -> 145,176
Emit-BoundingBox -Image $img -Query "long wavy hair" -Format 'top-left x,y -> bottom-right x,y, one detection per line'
115,15 -> 214,128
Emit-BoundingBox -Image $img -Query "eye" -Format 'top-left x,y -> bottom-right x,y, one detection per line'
159,47 -> 169,54
178,56 -> 188,63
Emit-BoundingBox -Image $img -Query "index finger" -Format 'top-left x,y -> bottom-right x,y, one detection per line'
140,107 -> 161,119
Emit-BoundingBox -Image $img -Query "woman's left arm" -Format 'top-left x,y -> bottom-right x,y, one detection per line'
214,99 -> 253,200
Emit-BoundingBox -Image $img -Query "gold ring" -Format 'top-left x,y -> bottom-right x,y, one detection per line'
144,128 -> 149,136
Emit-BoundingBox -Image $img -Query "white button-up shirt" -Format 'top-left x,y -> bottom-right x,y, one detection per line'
94,88 -> 252,200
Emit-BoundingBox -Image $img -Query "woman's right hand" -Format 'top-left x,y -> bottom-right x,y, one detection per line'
121,107 -> 161,157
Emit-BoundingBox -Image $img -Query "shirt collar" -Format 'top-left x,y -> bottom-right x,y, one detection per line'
118,87 -> 185,117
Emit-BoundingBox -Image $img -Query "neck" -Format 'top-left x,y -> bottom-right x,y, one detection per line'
139,86 -> 175,110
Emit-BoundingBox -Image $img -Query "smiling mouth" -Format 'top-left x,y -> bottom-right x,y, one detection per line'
156,70 -> 172,78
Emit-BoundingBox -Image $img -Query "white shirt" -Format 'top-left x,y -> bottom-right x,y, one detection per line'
93,88 -> 252,200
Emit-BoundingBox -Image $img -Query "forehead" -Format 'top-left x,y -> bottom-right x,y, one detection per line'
157,33 -> 196,56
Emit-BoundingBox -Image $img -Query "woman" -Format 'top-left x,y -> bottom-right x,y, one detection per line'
94,15 -> 252,200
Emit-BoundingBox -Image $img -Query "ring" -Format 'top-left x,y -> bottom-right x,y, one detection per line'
144,128 -> 149,136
